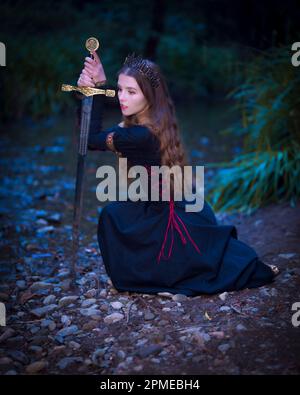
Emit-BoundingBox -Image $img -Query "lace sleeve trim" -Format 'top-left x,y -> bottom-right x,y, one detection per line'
105,132 -> 122,156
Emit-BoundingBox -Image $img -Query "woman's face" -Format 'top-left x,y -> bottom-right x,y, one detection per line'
117,73 -> 148,117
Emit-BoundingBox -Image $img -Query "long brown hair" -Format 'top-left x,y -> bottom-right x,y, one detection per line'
117,58 -> 189,197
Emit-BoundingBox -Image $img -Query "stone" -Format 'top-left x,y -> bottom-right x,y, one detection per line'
0,292 -> 9,301
0,328 -> 15,344
158,319 -> 169,326
136,338 -> 148,347
43,294 -> 56,305
219,306 -> 231,312
30,282 -> 54,292
29,335 -> 48,346
99,289 -> 107,297
236,324 -> 247,332
0,357 -> 13,366
61,315 -> 71,326
144,311 -> 155,320
16,280 -> 26,290
137,344 -> 163,358
133,365 -> 144,372
259,288 -> 270,297
80,307 -> 101,317
68,341 -> 81,350
254,219 -> 263,226
28,345 -> 43,355
8,350 -> 29,365
218,343 -> 231,354
91,349 -> 106,366
270,288 -> 278,297
30,304 -> 58,318
172,294 -> 188,302
213,358 -> 225,367
99,304 -> 109,312
49,345 -> 66,357
77,365 -> 88,373
25,360 -> 49,374
36,226 -> 55,234
84,358 -> 92,366
190,332 -> 207,346
54,335 -> 64,345
47,213 -> 61,224
29,325 -> 40,335
218,292 -> 228,301
84,289 -> 97,298
192,355 -> 205,363
58,296 -> 79,308
6,336 -> 25,347
110,301 -> 123,310
117,350 -> 126,360
81,298 -> 97,308
104,313 -> 124,324
56,325 -> 79,338
157,292 -> 173,298
5,370 -> 17,375
209,331 -> 225,339
82,321 -> 99,331
278,253 -> 296,260
41,319 -> 54,328
57,270 -> 70,280
59,279 -> 72,291
57,357 -> 83,370
36,218 -> 48,226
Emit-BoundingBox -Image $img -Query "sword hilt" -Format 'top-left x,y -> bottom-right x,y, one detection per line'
61,84 -> 115,97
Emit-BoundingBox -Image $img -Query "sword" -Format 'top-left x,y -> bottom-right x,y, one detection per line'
61,37 -> 115,287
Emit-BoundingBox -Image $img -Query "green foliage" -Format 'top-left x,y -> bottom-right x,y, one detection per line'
0,0 -> 242,120
207,46 -> 300,213
159,38 -> 242,96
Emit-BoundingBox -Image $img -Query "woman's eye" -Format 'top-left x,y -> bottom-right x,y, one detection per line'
117,88 -> 135,95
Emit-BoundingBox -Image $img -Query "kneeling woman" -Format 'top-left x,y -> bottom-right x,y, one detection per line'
77,52 -> 278,297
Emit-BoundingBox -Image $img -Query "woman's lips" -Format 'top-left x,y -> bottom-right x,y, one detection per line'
121,105 -> 128,110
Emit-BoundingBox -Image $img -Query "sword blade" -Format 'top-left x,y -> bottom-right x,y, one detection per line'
71,95 -> 93,283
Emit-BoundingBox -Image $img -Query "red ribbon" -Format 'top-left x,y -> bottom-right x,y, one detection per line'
157,198 -> 201,263
144,165 -> 201,263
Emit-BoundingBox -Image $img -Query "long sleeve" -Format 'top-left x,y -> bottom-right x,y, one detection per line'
86,94 -> 107,151
76,89 -> 160,157
88,122 -> 157,154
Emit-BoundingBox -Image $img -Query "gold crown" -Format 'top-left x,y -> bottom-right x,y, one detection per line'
123,53 -> 160,89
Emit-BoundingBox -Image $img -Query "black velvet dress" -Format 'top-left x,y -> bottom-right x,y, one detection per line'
84,96 -> 275,296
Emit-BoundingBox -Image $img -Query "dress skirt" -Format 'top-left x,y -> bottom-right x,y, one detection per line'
97,199 -> 275,296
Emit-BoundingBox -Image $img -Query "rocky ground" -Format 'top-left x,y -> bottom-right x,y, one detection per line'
1,201 -> 299,375
0,123 -> 299,375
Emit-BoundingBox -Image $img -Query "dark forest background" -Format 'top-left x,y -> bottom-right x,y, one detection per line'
0,0 -> 298,118
0,0 -> 299,211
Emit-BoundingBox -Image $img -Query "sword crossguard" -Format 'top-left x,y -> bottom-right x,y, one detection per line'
61,84 -> 115,97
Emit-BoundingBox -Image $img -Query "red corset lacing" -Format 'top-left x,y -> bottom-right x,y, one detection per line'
144,164 -> 201,263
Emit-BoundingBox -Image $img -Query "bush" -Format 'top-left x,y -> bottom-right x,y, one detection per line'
207,46 -> 300,213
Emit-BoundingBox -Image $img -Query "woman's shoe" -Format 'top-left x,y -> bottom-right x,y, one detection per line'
268,264 -> 280,276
